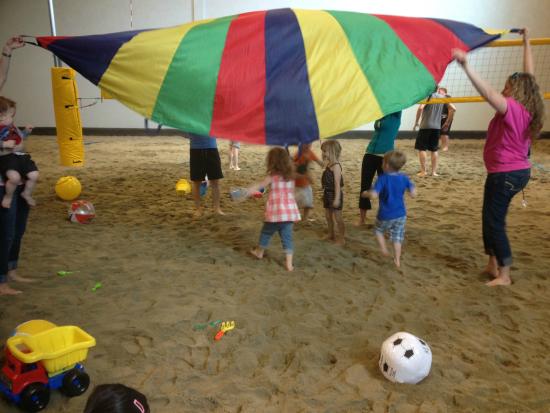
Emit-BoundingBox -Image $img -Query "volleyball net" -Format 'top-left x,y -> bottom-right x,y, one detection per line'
423,38 -> 550,104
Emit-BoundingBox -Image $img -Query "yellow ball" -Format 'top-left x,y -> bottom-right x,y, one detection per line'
175,178 -> 191,194
55,176 -> 82,201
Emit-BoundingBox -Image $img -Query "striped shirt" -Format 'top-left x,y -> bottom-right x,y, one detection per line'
265,175 -> 301,222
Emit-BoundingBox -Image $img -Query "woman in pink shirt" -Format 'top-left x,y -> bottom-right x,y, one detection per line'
453,29 -> 545,287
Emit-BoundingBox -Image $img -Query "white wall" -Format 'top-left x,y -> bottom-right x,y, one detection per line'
1,0 -> 548,131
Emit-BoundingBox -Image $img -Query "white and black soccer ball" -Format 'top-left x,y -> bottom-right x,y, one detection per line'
379,331 -> 432,384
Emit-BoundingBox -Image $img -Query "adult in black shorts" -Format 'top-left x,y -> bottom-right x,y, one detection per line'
188,133 -> 224,217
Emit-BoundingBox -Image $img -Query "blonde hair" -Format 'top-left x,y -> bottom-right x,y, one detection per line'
320,140 -> 342,164
266,147 -> 293,180
383,150 -> 407,172
507,72 -> 545,138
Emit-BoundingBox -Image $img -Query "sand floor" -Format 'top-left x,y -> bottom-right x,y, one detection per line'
1,136 -> 550,413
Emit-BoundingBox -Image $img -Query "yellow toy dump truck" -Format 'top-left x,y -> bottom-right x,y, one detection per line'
0,320 -> 96,412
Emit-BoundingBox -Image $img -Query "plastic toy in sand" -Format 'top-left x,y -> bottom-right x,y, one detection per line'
175,178 -> 191,194
379,331 -> 432,384
55,176 -> 82,201
200,180 -> 209,197
57,270 -> 77,277
230,188 -> 248,202
193,320 -> 222,331
0,320 -> 96,412
68,200 -> 95,224
215,320 -> 236,341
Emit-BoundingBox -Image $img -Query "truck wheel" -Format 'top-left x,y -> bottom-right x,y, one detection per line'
61,368 -> 90,397
19,383 -> 50,412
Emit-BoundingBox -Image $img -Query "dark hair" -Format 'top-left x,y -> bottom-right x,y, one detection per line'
0,96 -> 16,114
383,150 -> 407,172
84,384 -> 150,413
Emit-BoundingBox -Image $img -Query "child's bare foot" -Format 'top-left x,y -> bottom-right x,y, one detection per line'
249,248 -> 264,259
335,237 -> 346,246
394,256 -> 401,268
431,172 -> 440,177
234,167 -> 241,171
21,192 -> 36,207
416,171 -> 427,177
285,255 -> 294,271
354,219 -> 366,227
323,234 -> 336,242
486,275 -> 511,287
1,194 -> 13,209
442,147 -> 449,152
214,208 -> 225,216
8,271 -> 35,283
0,284 -> 22,295
193,208 -> 204,218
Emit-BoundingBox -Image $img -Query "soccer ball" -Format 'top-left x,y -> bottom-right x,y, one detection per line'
379,332 -> 432,384
68,200 -> 96,224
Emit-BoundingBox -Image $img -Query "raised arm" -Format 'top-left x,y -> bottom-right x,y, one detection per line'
520,28 -> 534,75
0,37 -> 25,91
452,49 -> 508,114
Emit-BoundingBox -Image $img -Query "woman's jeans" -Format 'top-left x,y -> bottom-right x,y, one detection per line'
259,222 -> 293,254
0,186 -> 30,283
482,169 -> 530,267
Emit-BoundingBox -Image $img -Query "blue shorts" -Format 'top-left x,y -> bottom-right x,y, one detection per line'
375,216 -> 407,243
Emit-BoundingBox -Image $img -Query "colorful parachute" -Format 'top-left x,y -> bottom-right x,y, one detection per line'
36,9 -> 501,145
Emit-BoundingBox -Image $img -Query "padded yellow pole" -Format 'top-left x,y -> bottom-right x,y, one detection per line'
51,67 -> 84,167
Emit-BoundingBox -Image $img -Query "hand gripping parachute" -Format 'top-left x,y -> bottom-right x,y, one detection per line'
35,9 -> 502,146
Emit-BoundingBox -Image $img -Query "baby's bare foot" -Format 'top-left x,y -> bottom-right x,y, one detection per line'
214,208 -> 226,216
21,192 -> 36,207
1,195 -> 13,209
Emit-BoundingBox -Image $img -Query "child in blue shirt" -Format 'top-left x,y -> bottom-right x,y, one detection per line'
361,150 -> 416,268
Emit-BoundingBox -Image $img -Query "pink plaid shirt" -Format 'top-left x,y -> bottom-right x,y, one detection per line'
265,175 -> 301,222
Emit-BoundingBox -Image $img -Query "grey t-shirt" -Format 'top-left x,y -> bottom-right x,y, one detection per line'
420,93 -> 445,130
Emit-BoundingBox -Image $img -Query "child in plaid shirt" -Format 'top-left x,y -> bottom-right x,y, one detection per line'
248,147 -> 301,271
